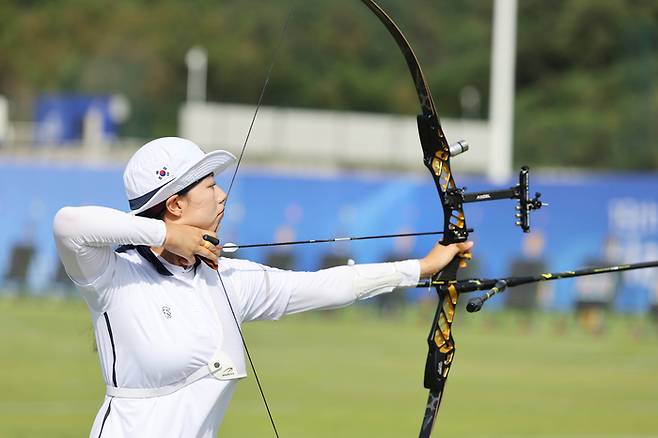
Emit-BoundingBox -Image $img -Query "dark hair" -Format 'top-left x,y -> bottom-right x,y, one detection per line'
138,202 -> 167,219
137,174 -> 212,220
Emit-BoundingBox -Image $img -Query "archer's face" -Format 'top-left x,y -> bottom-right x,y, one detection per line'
178,174 -> 227,231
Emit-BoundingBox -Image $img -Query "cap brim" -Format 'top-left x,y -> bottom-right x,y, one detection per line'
130,150 -> 236,215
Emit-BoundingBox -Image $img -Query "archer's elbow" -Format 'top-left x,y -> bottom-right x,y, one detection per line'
53,206 -> 81,242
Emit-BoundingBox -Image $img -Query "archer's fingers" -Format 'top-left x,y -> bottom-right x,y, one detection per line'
197,246 -> 218,263
455,241 -> 473,268
458,241 -> 474,252
455,241 -> 474,256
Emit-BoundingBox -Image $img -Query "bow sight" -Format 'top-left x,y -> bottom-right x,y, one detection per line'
443,154 -> 546,233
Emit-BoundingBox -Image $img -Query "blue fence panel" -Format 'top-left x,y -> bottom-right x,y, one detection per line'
1,161 -> 657,312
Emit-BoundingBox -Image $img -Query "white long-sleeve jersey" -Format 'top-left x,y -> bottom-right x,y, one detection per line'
53,206 -> 420,438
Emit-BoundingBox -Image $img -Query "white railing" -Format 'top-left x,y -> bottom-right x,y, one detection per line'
180,102 -> 492,175
0,102 -> 494,176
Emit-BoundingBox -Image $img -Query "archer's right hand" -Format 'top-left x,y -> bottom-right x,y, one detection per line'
163,222 -> 220,267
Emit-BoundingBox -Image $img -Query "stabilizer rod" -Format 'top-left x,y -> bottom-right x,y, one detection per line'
417,260 -> 658,306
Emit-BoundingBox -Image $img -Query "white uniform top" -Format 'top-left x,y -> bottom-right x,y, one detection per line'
53,206 -> 420,438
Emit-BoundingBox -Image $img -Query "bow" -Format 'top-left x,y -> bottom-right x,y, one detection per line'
357,2 -> 467,435
359,1 -> 543,436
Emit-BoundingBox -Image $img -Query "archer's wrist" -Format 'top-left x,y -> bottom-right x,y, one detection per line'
419,258 -> 432,278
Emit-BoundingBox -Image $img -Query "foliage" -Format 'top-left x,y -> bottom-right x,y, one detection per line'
0,0 -> 656,168
515,0 -> 658,169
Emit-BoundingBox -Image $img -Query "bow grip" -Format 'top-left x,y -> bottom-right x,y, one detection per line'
423,255 -> 461,392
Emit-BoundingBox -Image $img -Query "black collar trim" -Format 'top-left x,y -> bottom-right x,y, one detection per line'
116,245 -> 173,276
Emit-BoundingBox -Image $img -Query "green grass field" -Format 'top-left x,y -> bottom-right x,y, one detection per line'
1,297 -> 657,438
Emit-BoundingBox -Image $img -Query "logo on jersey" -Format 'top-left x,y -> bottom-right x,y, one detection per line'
162,305 -> 172,319
156,166 -> 171,180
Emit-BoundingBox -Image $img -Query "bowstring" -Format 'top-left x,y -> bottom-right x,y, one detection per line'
224,10 -> 294,203
215,271 -> 280,438
215,8 -> 295,438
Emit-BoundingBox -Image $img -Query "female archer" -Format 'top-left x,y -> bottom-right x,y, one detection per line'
53,136 -> 473,437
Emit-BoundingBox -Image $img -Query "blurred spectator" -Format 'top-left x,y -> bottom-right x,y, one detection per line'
505,231 -> 549,329
263,224 -> 297,270
649,279 -> 658,330
319,250 -> 353,270
52,258 -> 77,299
3,224 -> 36,297
573,237 -> 620,335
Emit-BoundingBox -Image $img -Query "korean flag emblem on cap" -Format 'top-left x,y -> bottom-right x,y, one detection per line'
156,166 -> 170,180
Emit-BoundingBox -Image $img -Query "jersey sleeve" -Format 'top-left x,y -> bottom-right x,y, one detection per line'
53,206 -> 166,309
283,260 -> 420,315
223,258 -> 420,322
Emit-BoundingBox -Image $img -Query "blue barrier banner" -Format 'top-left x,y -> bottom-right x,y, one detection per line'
2,161 -> 657,312
33,94 -> 117,145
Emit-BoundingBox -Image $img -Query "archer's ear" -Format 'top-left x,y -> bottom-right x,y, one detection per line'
164,195 -> 184,218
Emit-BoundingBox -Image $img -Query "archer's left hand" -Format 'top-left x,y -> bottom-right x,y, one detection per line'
419,241 -> 474,277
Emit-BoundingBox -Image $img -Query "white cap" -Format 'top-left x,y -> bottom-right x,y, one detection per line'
123,137 -> 236,215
